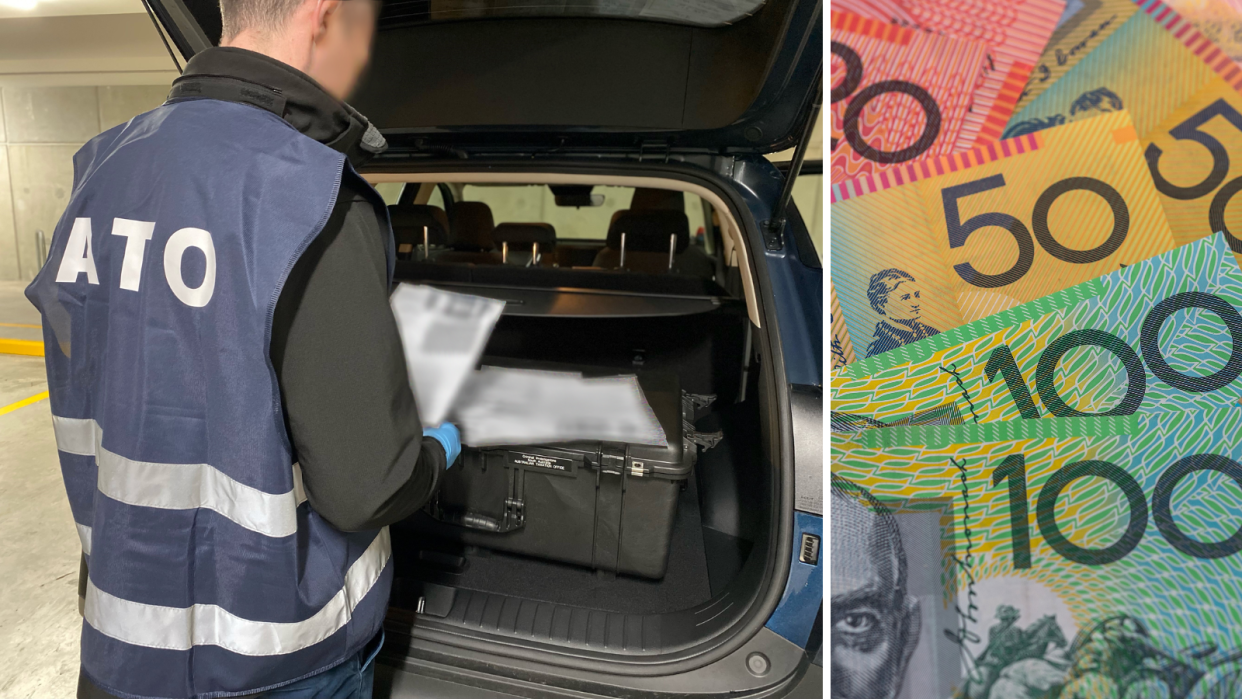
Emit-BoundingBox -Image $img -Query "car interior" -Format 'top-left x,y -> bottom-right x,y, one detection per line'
382,182 -> 723,279
369,175 -> 780,660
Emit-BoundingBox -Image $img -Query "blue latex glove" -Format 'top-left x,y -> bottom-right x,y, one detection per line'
424,422 -> 462,468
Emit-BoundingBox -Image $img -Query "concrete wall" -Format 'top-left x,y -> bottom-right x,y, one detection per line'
0,84 -> 169,281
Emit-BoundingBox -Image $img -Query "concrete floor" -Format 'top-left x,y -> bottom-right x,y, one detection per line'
0,352 -> 80,696
0,282 -> 43,342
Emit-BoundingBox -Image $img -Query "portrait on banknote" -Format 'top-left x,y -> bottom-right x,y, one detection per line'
863,269 -> 942,359
1003,87 -> 1125,138
831,478 -> 922,699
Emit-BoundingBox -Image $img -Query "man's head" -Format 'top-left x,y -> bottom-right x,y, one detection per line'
220,0 -> 379,100
867,268 -> 925,323
996,605 -> 1020,623
831,477 -> 921,699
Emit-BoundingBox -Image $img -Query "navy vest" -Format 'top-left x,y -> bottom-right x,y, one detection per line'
25,98 -> 393,698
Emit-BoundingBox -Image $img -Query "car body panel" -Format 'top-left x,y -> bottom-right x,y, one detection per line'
722,156 -> 824,386
764,511 -> 822,648
145,0 -> 821,154
376,626 -> 814,697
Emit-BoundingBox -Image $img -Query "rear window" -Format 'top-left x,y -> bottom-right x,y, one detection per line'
382,182 -> 721,281
460,184 -> 707,244
378,0 -> 766,27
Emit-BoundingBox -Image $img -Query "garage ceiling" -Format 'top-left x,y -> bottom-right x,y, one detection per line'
0,0 -> 179,86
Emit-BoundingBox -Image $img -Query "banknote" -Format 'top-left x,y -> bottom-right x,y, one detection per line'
832,232 -> 1242,425
1143,71 -> 1242,267
1014,0 -> 1138,111
838,0 -> 1065,148
831,410 -> 1242,699
830,10 -> 989,183
831,111 -> 1176,365
831,281 -> 858,371
1164,0 -> 1242,62
1006,0 -> 1242,141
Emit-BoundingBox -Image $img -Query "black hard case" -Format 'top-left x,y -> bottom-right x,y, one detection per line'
425,366 -> 693,580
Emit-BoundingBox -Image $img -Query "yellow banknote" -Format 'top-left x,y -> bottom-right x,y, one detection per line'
1015,0 -> 1138,111
1009,0 -> 1242,141
830,282 -> 857,372
1143,76 -> 1242,266
831,110 -> 1176,364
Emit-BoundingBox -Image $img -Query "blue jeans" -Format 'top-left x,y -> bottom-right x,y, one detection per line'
259,631 -> 385,699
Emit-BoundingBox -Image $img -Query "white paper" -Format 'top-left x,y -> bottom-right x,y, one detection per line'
452,366 -> 668,447
390,284 -> 506,427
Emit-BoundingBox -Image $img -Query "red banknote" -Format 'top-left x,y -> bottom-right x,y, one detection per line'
838,0 -> 1065,147
830,10 -> 989,183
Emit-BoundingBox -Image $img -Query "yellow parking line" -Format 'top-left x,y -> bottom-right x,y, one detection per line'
0,322 -> 40,329
0,339 -> 44,357
0,390 -> 49,417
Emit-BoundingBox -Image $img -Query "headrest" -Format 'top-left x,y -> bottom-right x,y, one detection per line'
493,222 -> 557,251
630,188 -> 685,211
388,204 -> 449,246
450,201 -> 495,251
607,210 -> 690,253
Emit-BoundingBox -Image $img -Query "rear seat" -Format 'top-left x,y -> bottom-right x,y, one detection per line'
435,201 -> 503,265
493,222 -> 557,266
388,204 -> 449,260
592,210 -> 715,277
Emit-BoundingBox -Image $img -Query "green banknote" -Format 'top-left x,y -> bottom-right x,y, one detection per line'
832,233 -> 1242,425
831,411 -> 1242,699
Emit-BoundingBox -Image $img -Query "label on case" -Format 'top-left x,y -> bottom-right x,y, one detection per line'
507,451 -> 576,476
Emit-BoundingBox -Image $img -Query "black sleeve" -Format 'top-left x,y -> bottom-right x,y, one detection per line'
270,179 -> 446,532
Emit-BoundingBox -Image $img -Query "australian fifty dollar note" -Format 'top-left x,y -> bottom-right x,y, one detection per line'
830,411 -> 1242,699
833,232 -> 1242,426
1006,0 -> 1242,266
831,110 -> 1176,365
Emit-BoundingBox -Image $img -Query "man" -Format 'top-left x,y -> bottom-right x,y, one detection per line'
24,1 -> 461,697
831,477 -> 922,699
981,605 -> 1026,673
864,268 -> 940,358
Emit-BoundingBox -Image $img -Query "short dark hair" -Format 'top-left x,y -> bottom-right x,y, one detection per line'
1069,87 -> 1124,116
1002,114 -> 1065,139
219,0 -> 305,40
867,268 -> 915,315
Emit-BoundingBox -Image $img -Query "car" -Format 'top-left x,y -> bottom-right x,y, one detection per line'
145,1 -> 823,696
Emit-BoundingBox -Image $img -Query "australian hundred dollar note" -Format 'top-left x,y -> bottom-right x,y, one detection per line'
830,10 -> 989,184
831,110 -> 1176,365
832,232 -> 1242,426
831,411 -> 1242,699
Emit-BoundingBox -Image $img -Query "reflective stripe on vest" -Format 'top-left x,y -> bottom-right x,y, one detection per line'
83,528 -> 390,656
53,417 -> 308,538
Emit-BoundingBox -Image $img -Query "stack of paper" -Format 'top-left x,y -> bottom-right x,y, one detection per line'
452,366 -> 668,447
390,284 -> 506,428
